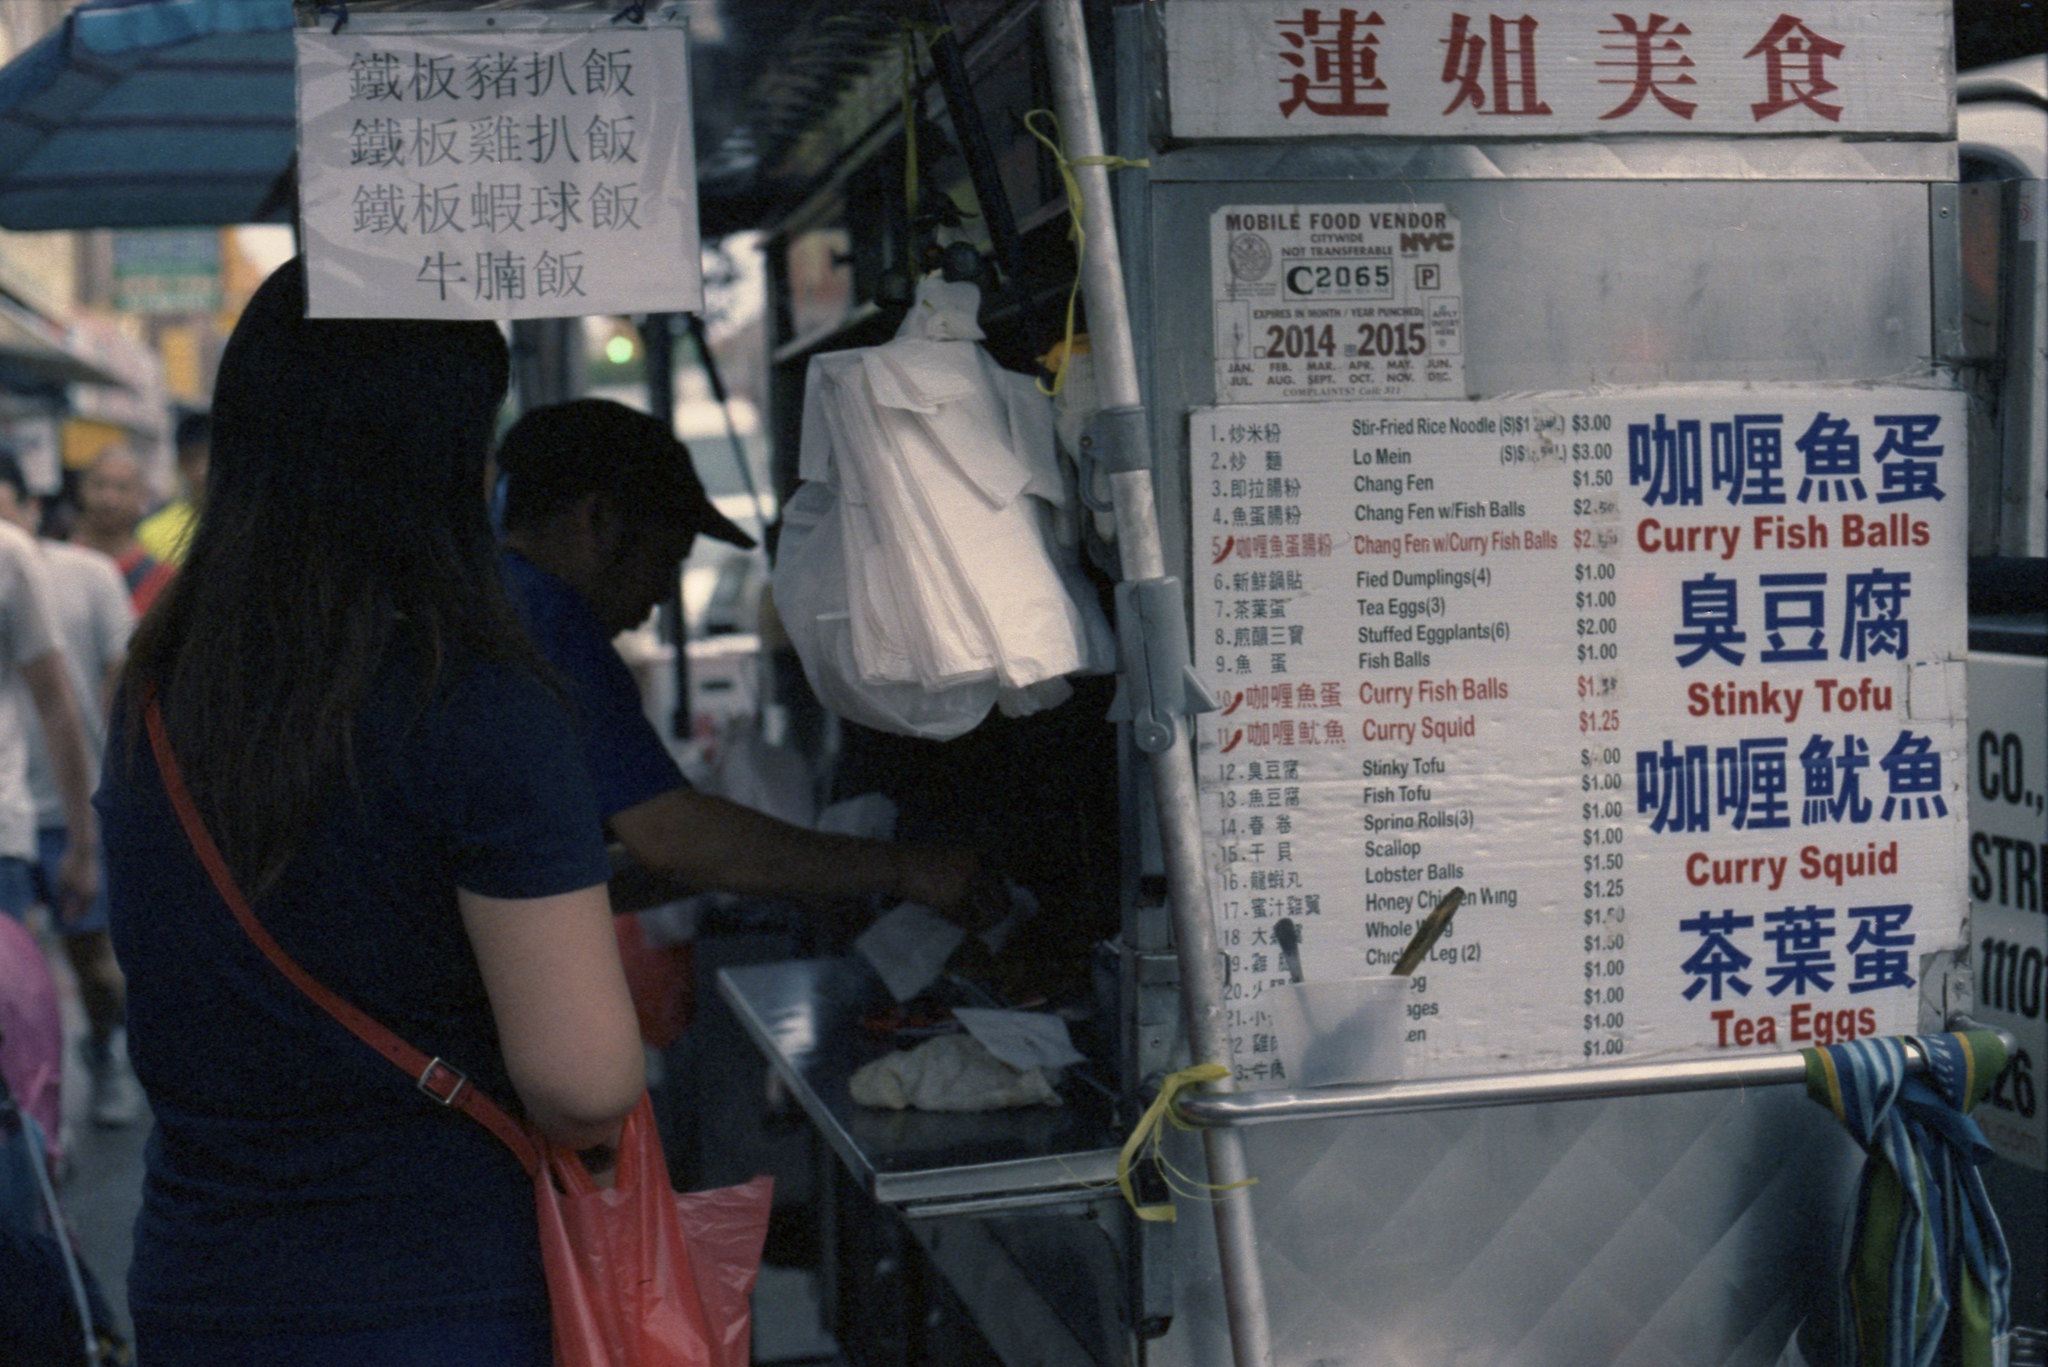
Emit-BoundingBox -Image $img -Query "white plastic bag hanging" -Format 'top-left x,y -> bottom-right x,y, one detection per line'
777,277 -> 1113,740
772,481 -> 997,740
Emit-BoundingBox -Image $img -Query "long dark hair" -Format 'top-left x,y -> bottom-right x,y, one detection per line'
124,257 -> 530,896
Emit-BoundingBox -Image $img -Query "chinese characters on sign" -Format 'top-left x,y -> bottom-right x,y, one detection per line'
1168,2 -> 1951,141
1212,204 -> 1465,404
1191,390 -> 1967,1086
296,20 -> 699,319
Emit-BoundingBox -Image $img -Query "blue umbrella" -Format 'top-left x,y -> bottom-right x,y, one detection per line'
0,0 -> 298,231
0,0 -> 901,236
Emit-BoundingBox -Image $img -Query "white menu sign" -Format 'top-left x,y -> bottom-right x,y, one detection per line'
296,17 -> 699,319
1212,203 -> 1465,404
1192,388 -> 1969,1084
1166,1 -> 1953,141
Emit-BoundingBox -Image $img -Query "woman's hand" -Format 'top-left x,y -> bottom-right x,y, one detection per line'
577,1140 -> 620,1191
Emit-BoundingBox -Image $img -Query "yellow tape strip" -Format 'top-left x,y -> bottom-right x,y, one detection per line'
1021,108 -> 1149,397
1117,1062 -> 1253,1223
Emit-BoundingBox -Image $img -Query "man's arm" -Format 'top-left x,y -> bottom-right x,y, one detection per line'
20,651 -> 98,920
608,786 -> 1000,924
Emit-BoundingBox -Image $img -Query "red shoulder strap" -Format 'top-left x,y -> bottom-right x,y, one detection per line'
144,698 -> 541,1176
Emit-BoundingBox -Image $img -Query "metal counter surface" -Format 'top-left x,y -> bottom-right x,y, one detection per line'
717,959 -> 1123,1207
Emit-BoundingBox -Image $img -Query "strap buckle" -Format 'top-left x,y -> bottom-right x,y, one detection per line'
416,1057 -> 469,1107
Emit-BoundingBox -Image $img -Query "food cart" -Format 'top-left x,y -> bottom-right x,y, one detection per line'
715,5 -> 2041,1365
0,3 -> 2037,1363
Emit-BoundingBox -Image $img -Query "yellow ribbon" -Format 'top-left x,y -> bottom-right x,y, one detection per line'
1117,1063 -> 1254,1223
1021,108 -> 1149,397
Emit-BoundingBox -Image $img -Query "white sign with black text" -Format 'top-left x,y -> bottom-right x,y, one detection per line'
1968,651 -> 2047,1170
296,14 -> 699,320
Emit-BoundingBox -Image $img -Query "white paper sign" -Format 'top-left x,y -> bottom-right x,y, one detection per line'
1212,203 -> 1464,404
1967,652 -> 2047,1169
296,19 -> 699,319
1190,388 -> 1969,1083
1167,1 -> 1953,142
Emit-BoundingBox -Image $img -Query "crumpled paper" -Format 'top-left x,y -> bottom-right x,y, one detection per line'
848,1032 -> 1062,1112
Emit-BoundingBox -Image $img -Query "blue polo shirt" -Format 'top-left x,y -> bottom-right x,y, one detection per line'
502,550 -> 685,820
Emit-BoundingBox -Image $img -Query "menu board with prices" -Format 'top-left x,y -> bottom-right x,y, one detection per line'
1191,390 -> 1969,1085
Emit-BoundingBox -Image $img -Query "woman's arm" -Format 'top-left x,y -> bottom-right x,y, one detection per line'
458,883 -> 644,1150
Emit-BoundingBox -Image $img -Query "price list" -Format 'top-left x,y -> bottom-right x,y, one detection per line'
1191,393 -> 1969,1085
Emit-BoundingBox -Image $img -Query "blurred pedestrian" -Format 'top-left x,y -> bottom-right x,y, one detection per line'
0,486 -> 101,959
137,410 -> 208,567
0,453 -> 139,1127
72,449 -> 173,616
100,257 -> 641,1366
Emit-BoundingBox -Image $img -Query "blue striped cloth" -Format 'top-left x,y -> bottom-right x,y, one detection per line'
1803,1032 -> 2012,1367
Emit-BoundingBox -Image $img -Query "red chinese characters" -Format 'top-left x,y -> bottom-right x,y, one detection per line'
1745,13 -> 1845,123
1276,8 -> 1389,118
1596,13 -> 1698,121
1440,14 -> 1552,117
1264,8 -> 1852,127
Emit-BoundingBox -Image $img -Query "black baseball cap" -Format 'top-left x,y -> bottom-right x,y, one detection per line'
495,398 -> 755,549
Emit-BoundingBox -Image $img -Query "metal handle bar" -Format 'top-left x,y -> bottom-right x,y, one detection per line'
1174,1025 -> 2019,1129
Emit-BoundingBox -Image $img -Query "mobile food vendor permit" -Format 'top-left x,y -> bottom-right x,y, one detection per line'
1212,203 -> 1465,404
294,9 -> 699,320
1191,387 -> 1970,1086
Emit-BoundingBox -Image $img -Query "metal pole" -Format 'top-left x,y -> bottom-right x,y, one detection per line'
1174,1026 -> 2020,1127
683,312 -> 768,528
1039,5 -> 1273,1366
923,1 -> 1043,345
641,313 -> 691,741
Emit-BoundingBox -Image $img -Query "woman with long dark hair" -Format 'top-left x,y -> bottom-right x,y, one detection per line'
99,258 -> 643,1365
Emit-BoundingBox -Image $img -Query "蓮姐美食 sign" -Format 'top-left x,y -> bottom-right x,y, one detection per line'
1192,388 -> 1969,1085
1167,1 -> 1952,141
295,12 -> 698,319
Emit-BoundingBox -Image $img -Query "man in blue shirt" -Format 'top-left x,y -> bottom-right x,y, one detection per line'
496,399 -> 997,921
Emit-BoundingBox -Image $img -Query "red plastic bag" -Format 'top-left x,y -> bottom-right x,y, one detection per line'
677,1174 -> 776,1367
613,916 -> 697,1049
535,1095 -> 772,1367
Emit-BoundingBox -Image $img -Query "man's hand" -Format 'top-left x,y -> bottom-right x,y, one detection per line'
898,844 -> 1009,933
57,841 -> 98,925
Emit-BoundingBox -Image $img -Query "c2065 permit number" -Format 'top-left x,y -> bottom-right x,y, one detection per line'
1281,259 -> 1392,300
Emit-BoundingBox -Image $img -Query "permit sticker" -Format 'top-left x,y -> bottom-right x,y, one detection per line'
1212,203 -> 1465,404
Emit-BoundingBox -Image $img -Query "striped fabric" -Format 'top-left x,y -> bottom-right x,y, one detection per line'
1803,1032 -> 2013,1367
